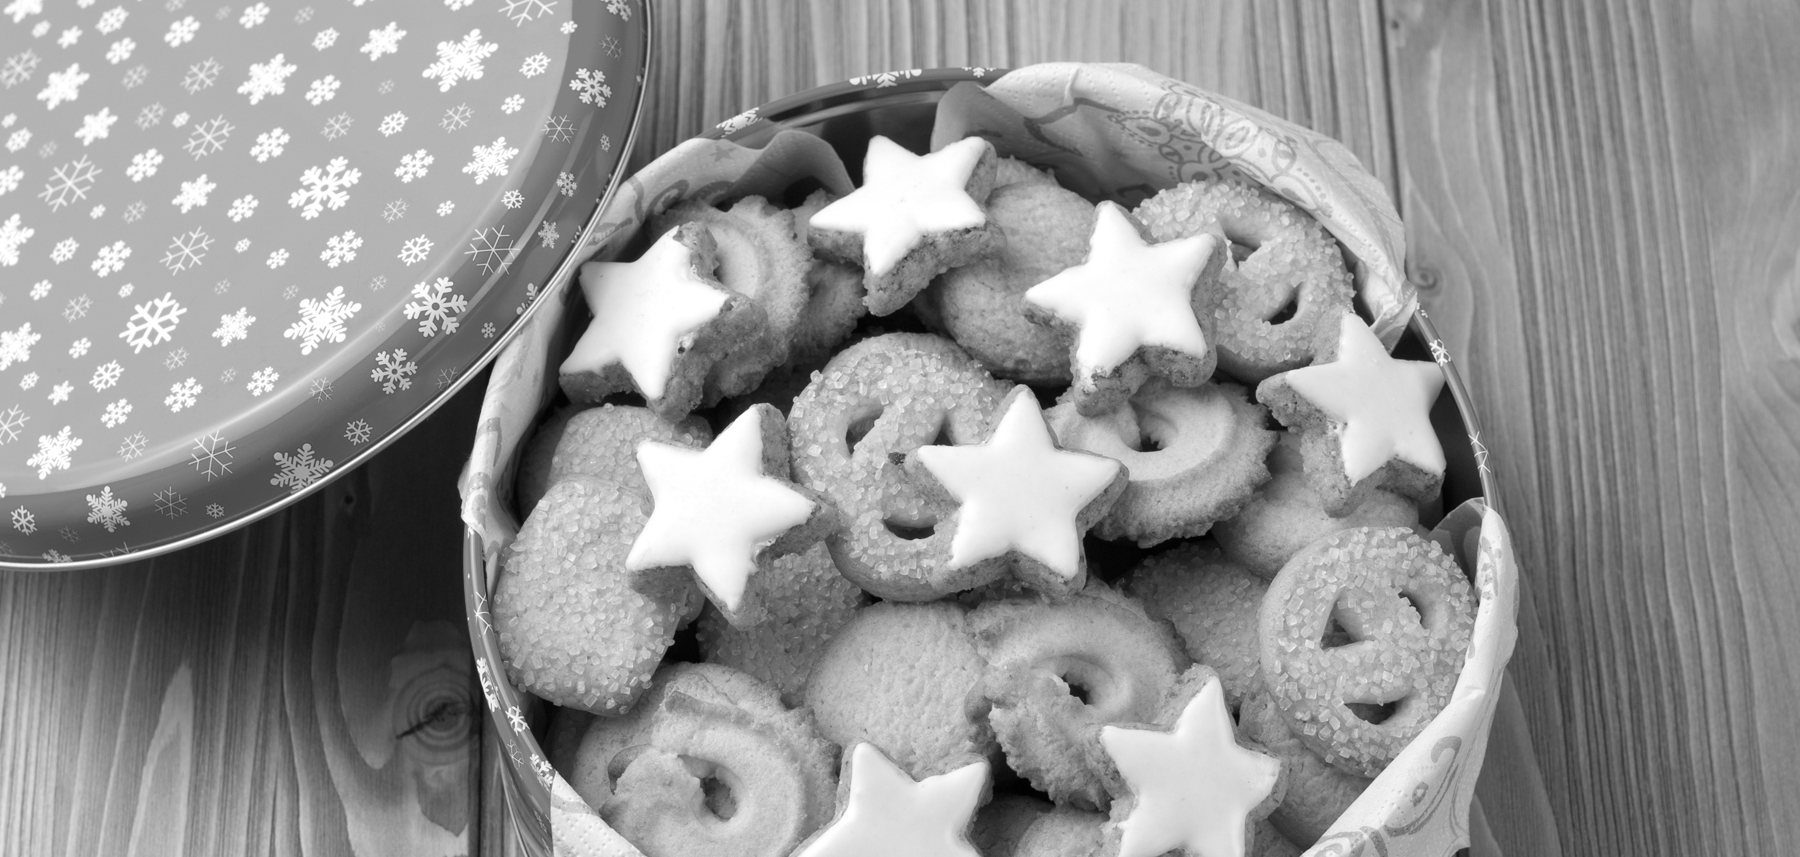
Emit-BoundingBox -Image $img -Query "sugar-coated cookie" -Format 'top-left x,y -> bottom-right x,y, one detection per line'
515,403 -> 713,516
1124,543 -> 1267,709
696,542 -> 868,707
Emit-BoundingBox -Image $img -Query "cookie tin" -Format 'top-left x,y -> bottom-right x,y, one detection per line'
458,66 -> 1517,856
0,0 -> 650,568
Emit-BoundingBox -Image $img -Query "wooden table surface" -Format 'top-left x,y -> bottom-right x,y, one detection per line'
6,2 -> 1797,855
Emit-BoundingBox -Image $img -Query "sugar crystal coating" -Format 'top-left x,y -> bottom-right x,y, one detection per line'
696,542 -> 869,707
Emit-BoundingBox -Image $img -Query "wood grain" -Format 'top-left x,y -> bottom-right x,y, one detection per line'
0,379 -> 487,857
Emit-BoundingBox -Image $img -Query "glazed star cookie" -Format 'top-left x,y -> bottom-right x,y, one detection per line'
905,386 -> 1127,598
1023,201 -> 1227,416
626,404 -> 838,625
1255,312 -> 1446,515
1092,668 -> 1285,857
792,742 -> 991,857
559,223 -> 767,420
808,135 -> 1002,316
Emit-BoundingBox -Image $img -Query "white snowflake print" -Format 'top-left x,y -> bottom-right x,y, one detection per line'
377,79 -> 395,94
716,108 -> 758,135
3,0 -> 39,23
28,279 -> 50,299
0,322 -> 41,372
164,377 -> 201,411
519,53 -> 551,79
121,201 -> 144,223
163,346 -> 189,371
233,239 -> 248,253
501,93 -> 523,114
246,366 -> 277,396
308,377 -> 333,401
205,502 -> 223,518
500,0 -> 554,26
219,368 -> 235,383
569,68 -> 610,106
189,431 -> 233,478
126,148 -> 162,181
378,111 -> 406,136
249,127 -> 289,161
369,348 -> 415,393
604,0 -> 629,19
295,6 -> 315,24
321,113 -> 352,140
848,69 -> 923,88
556,171 -> 576,196
402,277 -> 468,337
0,404 -> 24,445
227,194 -> 257,221
170,174 -> 215,213
266,247 -> 288,268
11,506 -> 35,534
104,38 -> 134,65
183,116 -> 234,159
68,337 -> 89,358
2,50 -> 41,88
1429,339 -> 1451,365
0,165 -> 19,195
560,20 -> 576,33
120,64 -> 148,90
368,275 -> 387,291
444,0 -> 472,8
312,27 -> 338,50
39,155 -> 100,211
0,214 -> 32,267
134,103 -> 164,129
422,29 -> 496,92
514,281 -> 537,315
46,380 -> 70,404
381,199 -> 406,222
282,285 -> 297,300
153,488 -> 184,518
303,75 -> 339,105
344,419 -> 371,445
88,204 -> 105,219
161,227 -> 212,272
464,226 -> 516,275
90,240 -> 128,276
165,16 -> 199,47
181,57 -> 221,94
115,431 -> 145,459
211,307 -> 254,345
289,156 -> 360,219
118,292 -> 185,353
397,235 -> 432,265
18,372 -> 35,389
601,35 -> 621,58
116,283 -> 133,298
440,103 -> 472,131
37,63 -> 89,110
5,128 -> 30,153
73,107 -> 116,145
536,219 -> 559,248
270,443 -> 334,493
319,230 -> 362,267
84,485 -> 129,531
285,286 -> 362,354
172,112 -> 190,128
239,3 -> 267,27
50,237 -> 77,263
361,22 -> 405,60
239,54 -> 297,105
64,294 -> 92,321
89,360 -> 120,390
462,136 -> 517,184
480,321 -> 494,338
435,200 -> 453,216
57,26 -> 82,49
26,425 -> 80,479
100,397 -> 129,427
395,149 -> 433,183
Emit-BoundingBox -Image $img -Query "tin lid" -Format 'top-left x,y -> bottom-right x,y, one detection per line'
0,0 -> 649,568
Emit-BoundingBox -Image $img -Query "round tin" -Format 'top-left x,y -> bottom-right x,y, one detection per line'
0,0 -> 649,568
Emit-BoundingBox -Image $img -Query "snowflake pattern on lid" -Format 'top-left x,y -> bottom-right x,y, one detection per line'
0,0 -> 645,564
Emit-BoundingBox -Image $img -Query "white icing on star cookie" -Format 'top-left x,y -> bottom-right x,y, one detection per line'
911,386 -> 1124,594
1025,201 -> 1220,375
627,405 -> 820,619
1099,674 -> 1282,857
1280,313 -> 1445,482
808,135 -> 990,276
560,225 -> 732,400
793,743 -> 989,857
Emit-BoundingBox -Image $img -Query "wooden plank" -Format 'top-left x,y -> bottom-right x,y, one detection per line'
0,379 -> 488,857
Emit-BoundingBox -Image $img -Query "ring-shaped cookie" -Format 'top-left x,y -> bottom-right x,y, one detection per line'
1135,180 -> 1353,383
786,333 -> 1011,600
1258,526 -> 1476,778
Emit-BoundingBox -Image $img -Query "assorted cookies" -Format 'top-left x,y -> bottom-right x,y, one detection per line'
497,130 -> 1476,857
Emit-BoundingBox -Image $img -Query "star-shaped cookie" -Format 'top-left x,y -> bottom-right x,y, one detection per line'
626,404 -> 837,624
807,135 -> 1001,316
792,742 -> 990,857
1096,670 -> 1284,857
907,385 -> 1126,597
1255,311 -> 1446,514
558,223 -> 765,419
1024,200 -> 1225,415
